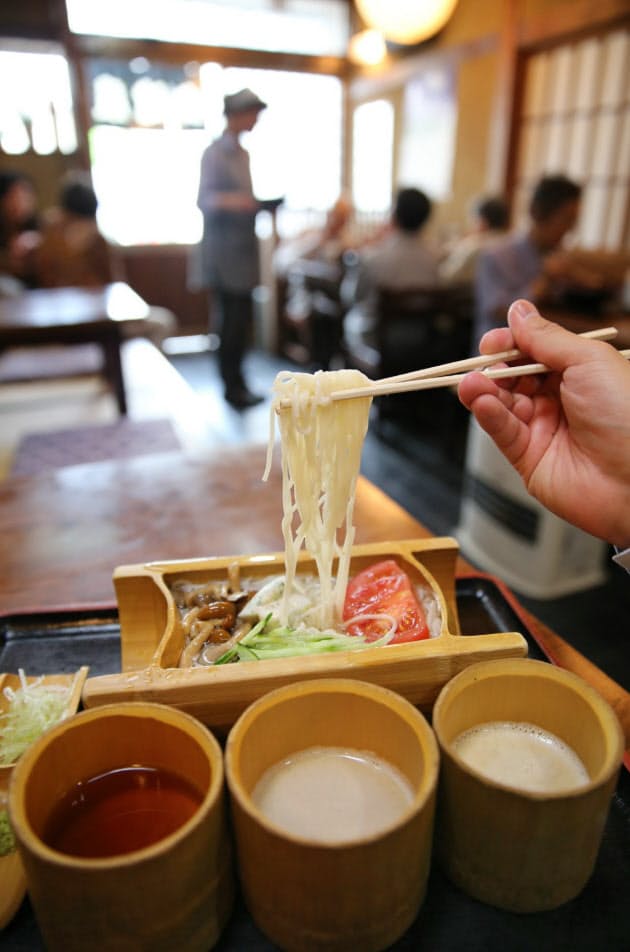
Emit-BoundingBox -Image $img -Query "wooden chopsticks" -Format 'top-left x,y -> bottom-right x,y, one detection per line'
374,325 -> 619,388
331,349 -> 630,402
326,326 -> 622,404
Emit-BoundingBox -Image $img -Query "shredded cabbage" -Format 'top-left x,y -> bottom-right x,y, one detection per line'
220,576 -> 399,665
0,671 -> 72,766
241,575 -> 326,629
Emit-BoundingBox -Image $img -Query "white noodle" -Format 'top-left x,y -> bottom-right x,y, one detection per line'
266,369 -> 372,629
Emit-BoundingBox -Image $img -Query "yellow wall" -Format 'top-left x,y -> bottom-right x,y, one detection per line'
442,48 -> 501,228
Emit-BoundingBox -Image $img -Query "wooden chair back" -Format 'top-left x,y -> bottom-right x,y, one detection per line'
343,282 -> 474,435
375,284 -> 473,379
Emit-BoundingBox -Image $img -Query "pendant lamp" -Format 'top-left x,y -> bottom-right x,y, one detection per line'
354,0 -> 459,46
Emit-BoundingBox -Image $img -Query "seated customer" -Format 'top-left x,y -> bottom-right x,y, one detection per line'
474,174 -> 605,349
34,173 -> 113,288
273,195 -> 357,280
32,173 -> 176,349
440,194 -> 509,285
274,196 -> 362,325
0,169 -> 40,290
273,196 -> 364,370
343,187 -> 441,352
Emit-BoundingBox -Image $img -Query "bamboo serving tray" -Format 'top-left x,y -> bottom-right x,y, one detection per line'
82,538 -> 528,733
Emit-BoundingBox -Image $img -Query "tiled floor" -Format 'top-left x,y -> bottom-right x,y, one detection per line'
167,346 -> 630,693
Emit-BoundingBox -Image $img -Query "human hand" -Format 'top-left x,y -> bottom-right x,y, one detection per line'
542,249 -> 574,280
544,250 -> 605,290
458,299 -> 630,546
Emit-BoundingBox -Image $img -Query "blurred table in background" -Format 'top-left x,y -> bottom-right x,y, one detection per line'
0,282 -> 152,414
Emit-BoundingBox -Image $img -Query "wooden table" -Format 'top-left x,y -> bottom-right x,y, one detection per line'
0,282 -> 151,415
0,449 -> 427,612
0,446 -> 628,756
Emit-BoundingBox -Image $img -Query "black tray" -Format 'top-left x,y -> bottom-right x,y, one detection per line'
2,578 -> 629,951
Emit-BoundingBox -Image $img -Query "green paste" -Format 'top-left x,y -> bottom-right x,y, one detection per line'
0,808 -> 16,856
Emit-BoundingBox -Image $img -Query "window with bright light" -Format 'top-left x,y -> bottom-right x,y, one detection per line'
351,99 -> 394,214
0,49 -> 77,155
89,62 -> 343,245
66,0 -> 350,57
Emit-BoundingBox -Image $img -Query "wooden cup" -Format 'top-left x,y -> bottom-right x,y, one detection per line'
8,702 -> 234,951
225,677 -> 439,952
432,658 -> 624,912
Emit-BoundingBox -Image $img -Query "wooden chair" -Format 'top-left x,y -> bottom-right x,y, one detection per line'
344,283 -> 474,438
276,258 -> 345,369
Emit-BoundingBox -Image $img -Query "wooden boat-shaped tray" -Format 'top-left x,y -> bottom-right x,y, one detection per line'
82,538 -> 528,732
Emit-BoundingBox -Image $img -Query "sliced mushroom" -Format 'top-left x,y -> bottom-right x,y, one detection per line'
197,620 -> 252,666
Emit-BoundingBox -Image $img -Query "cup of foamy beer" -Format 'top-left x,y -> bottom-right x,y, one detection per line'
432,658 -> 624,912
8,702 -> 234,951
225,677 -> 439,952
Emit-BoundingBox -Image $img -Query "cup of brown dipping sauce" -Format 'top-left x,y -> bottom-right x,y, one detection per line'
8,702 -> 233,952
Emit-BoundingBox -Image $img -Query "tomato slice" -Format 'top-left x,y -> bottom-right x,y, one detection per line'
342,559 -> 430,643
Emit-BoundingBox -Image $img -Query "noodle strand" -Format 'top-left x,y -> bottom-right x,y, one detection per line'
267,369 -> 372,629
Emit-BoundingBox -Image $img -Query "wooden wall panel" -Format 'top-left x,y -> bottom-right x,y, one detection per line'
117,245 -> 210,337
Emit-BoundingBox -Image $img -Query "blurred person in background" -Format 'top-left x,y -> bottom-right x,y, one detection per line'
34,172 -> 112,288
197,87 -> 268,409
473,174 -> 606,349
440,194 -> 509,285
272,195 -> 364,370
32,172 -> 176,349
343,187 -> 441,353
273,194 -> 357,278
0,169 -> 39,291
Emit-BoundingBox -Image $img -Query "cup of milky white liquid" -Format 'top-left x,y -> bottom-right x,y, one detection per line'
432,658 -> 624,913
225,677 -> 439,952
8,702 -> 234,952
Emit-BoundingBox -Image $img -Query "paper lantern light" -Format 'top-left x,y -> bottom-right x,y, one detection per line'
355,0 -> 459,46
347,29 -> 387,66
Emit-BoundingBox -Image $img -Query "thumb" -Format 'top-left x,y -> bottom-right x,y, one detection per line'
507,299 -> 598,372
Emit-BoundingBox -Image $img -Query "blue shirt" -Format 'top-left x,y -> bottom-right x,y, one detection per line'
474,231 -> 543,348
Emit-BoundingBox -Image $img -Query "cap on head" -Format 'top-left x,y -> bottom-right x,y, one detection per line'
224,88 -> 267,116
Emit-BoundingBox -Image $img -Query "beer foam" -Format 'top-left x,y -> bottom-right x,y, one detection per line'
452,721 -> 590,793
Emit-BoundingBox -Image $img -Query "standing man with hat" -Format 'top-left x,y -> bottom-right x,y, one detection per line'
197,87 -> 267,408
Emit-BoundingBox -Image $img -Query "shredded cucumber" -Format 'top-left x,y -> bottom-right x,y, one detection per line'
214,612 -> 394,665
